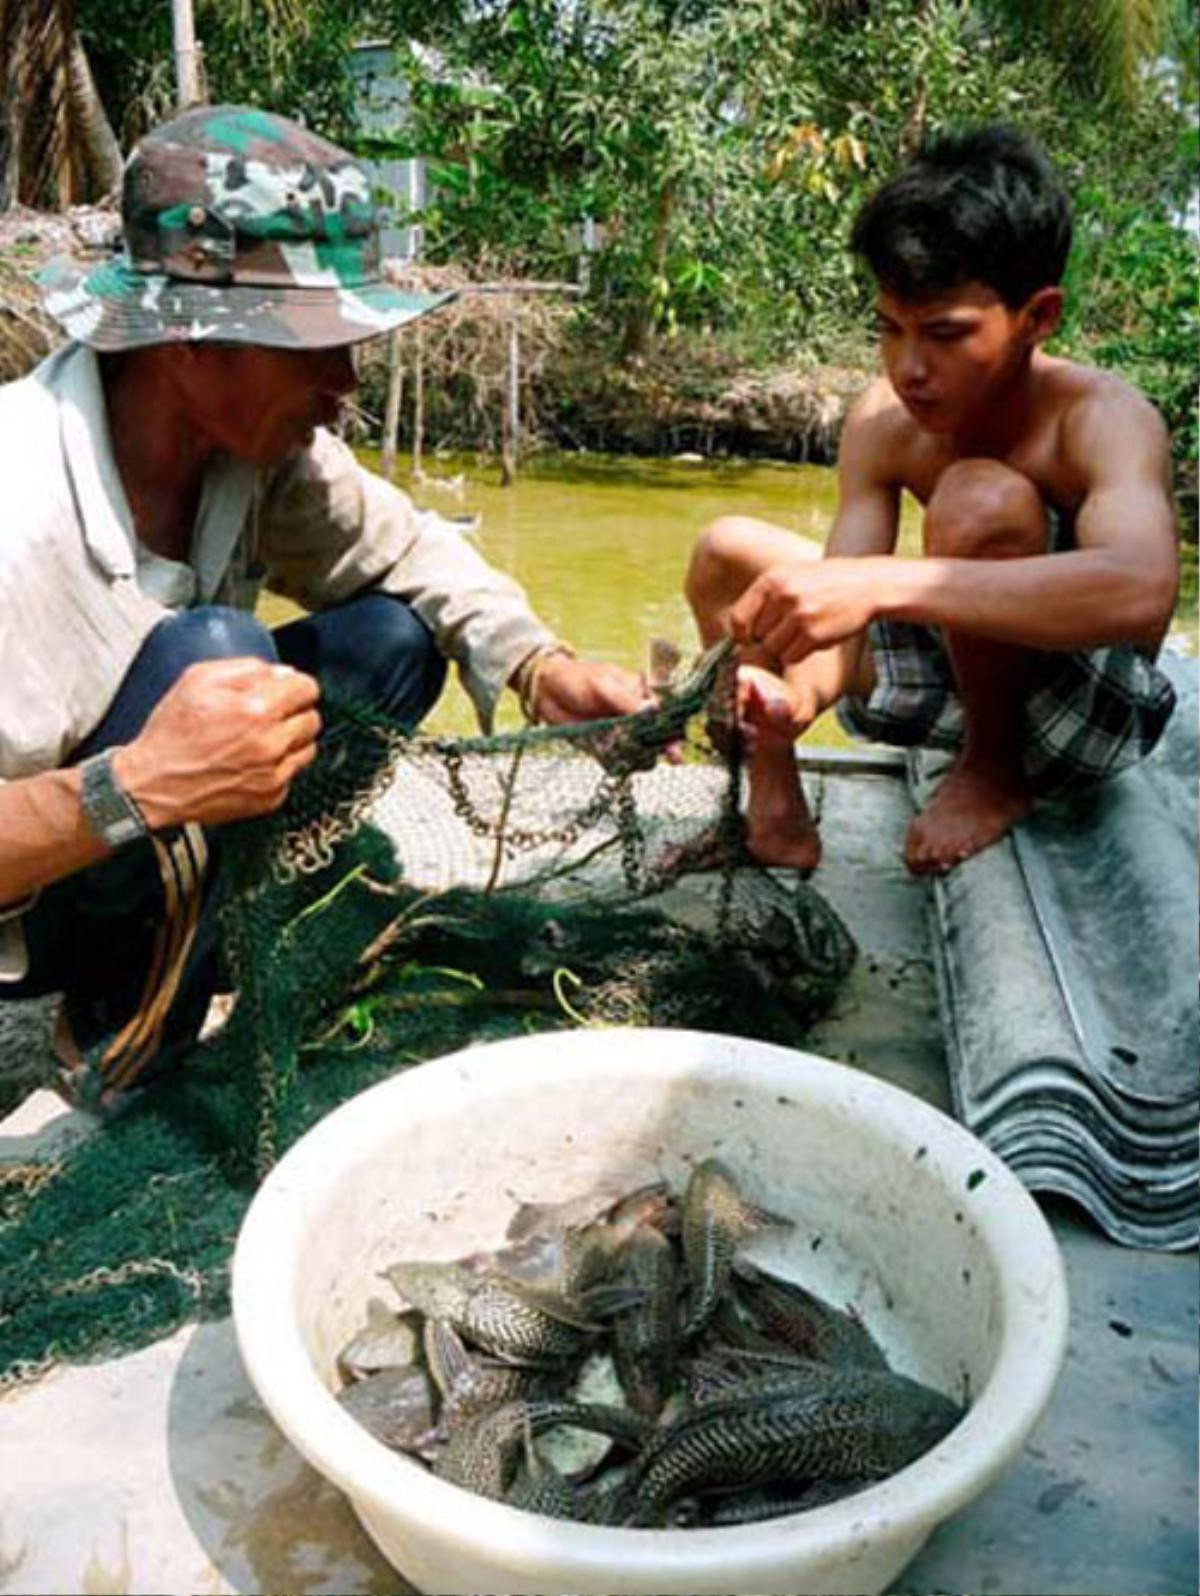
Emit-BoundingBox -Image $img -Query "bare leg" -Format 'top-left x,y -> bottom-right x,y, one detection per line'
685,517 -> 870,871
904,462 -> 1047,875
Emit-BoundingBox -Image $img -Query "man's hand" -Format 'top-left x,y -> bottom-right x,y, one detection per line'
529,655 -> 653,726
729,558 -> 877,666
114,657 -> 322,829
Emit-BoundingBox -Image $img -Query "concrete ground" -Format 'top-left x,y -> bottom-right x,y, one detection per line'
0,753 -> 1195,1594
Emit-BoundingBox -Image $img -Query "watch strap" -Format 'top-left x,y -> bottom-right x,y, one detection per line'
79,748 -> 150,849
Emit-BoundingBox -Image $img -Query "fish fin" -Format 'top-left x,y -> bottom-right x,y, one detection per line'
500,1275 -> 604,1329
505,1199 -> 560,1243
740,1199 -> 795,1231
423,1317 -> 471,1397
576,1283 -> 650,1320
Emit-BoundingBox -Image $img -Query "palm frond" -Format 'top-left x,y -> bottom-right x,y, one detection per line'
1082,0 -> 1169,104
984,0 -> 1172,105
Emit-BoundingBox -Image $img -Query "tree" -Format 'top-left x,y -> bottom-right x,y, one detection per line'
0,0 -> 122,208
984,0 -> 1181,108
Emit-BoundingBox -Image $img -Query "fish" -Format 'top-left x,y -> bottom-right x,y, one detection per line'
679,1158 -> 792,1339
649,637 -> 683,692
339,1165 -> 968,1533
669,1478 -> 869,1526
384,1260 -> 631,1365
733,1258 -> 889,1369
434,1399 -> 650,1501
623,1371 -> 962,1524
423,1317 -> 544,1430
338,1296 -> 423,1380
335,1365 -> 437,1454
611,1223 -> 680,1418
480,1181 -> 677,1294
505,1180 -> 673,1245
683,1345 -> 842,1406
505,1411 -> 579,1519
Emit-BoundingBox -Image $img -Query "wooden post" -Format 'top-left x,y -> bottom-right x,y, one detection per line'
170,0 -> 202,107
412,325 -> 425,482
381,330 -> 404,483
501,313 -> 520,487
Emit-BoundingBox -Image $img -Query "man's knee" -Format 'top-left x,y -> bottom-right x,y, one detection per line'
147,606 -> 278,673
924,460 -> 1047,558
274,593 -> 446,726
75,607 -> 277,758
687,516 -> 821,609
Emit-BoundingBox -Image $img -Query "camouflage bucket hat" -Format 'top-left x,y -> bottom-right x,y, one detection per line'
40,105 -> 454,350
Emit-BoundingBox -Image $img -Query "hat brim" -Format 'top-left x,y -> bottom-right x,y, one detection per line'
39,257 -> 455,351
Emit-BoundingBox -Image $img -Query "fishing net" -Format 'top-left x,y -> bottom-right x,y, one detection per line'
0,641 -> 857,1389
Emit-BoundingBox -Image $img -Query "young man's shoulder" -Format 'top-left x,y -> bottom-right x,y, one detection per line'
1037,352 -> 1167,435
841,376 -> 937,475
844,376 -> 912,443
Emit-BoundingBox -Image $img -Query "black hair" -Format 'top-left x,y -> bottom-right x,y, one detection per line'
850,124 -> 1072,307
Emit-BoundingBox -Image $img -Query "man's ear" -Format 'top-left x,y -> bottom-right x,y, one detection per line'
1021,286 -> 1063,347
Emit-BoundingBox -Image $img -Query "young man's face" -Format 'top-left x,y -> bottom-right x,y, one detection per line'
875,281 -> 1058,435
178,343 -> 359,464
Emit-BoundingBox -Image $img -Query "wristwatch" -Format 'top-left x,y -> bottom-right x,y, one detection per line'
79,748 -> 150,849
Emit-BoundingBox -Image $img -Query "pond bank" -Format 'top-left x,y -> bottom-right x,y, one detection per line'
534,352 -> 868,461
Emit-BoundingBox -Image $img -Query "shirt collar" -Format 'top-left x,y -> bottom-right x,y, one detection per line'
53,342 -> 256,598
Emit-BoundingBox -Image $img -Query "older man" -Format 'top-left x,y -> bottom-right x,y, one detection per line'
0,105 -> 648,1105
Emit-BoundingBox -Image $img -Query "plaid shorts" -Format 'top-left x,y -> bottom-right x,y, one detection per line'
838,618 -> 1177,794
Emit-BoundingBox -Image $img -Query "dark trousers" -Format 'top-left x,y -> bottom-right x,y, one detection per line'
3,595 -> 445,1062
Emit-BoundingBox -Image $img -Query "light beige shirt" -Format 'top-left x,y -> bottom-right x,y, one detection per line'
0,341 -> 555,977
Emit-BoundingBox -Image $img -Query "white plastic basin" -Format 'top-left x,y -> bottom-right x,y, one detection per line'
232,1027 -> 1068,1595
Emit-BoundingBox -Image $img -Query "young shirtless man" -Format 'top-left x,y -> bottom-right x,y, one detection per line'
686,124 -> 1179,875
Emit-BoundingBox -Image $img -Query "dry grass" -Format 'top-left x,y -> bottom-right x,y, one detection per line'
0,201 -> 118,381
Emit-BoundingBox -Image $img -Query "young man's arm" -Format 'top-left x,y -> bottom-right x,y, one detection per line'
883,390 -> 1177,650
733,386 -> 1177,662
758,387 -> 902,726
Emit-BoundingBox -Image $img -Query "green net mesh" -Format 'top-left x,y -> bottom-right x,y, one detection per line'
0,642 -> 856,1389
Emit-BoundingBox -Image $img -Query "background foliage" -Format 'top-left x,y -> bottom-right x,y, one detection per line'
39,0 -> 1200,488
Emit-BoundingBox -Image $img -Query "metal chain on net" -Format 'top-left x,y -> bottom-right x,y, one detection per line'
272,721 -> 410,883
439,744 -> 631,857
614,773 -> 645,893
713,649 -> 746,943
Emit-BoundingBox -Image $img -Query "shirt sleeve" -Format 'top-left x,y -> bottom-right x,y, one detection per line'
255,429 -> 555,729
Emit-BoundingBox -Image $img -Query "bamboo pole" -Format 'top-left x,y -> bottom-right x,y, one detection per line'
380,330 -> 404,482
501,313 -> 520,487
412,325 -> 425,481
170,0 -> 202,107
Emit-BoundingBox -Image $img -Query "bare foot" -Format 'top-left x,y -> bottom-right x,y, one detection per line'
651,799 -> 819,879
666,662 -> 821,877
904,759 -> 1031,875
742,667 -> 822,872
745,768 -> 822,872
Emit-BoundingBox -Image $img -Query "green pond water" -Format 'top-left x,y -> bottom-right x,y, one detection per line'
263,449 -> 1197,743
351,450 -> 921,746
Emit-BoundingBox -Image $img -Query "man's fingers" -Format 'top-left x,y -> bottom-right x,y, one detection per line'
261,739 -> 320,812
255,665 -> 321,714
183,657 -> 321,713
186,656 -> 269,686
282,707 -> 323,753
239,673 -> 322,728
